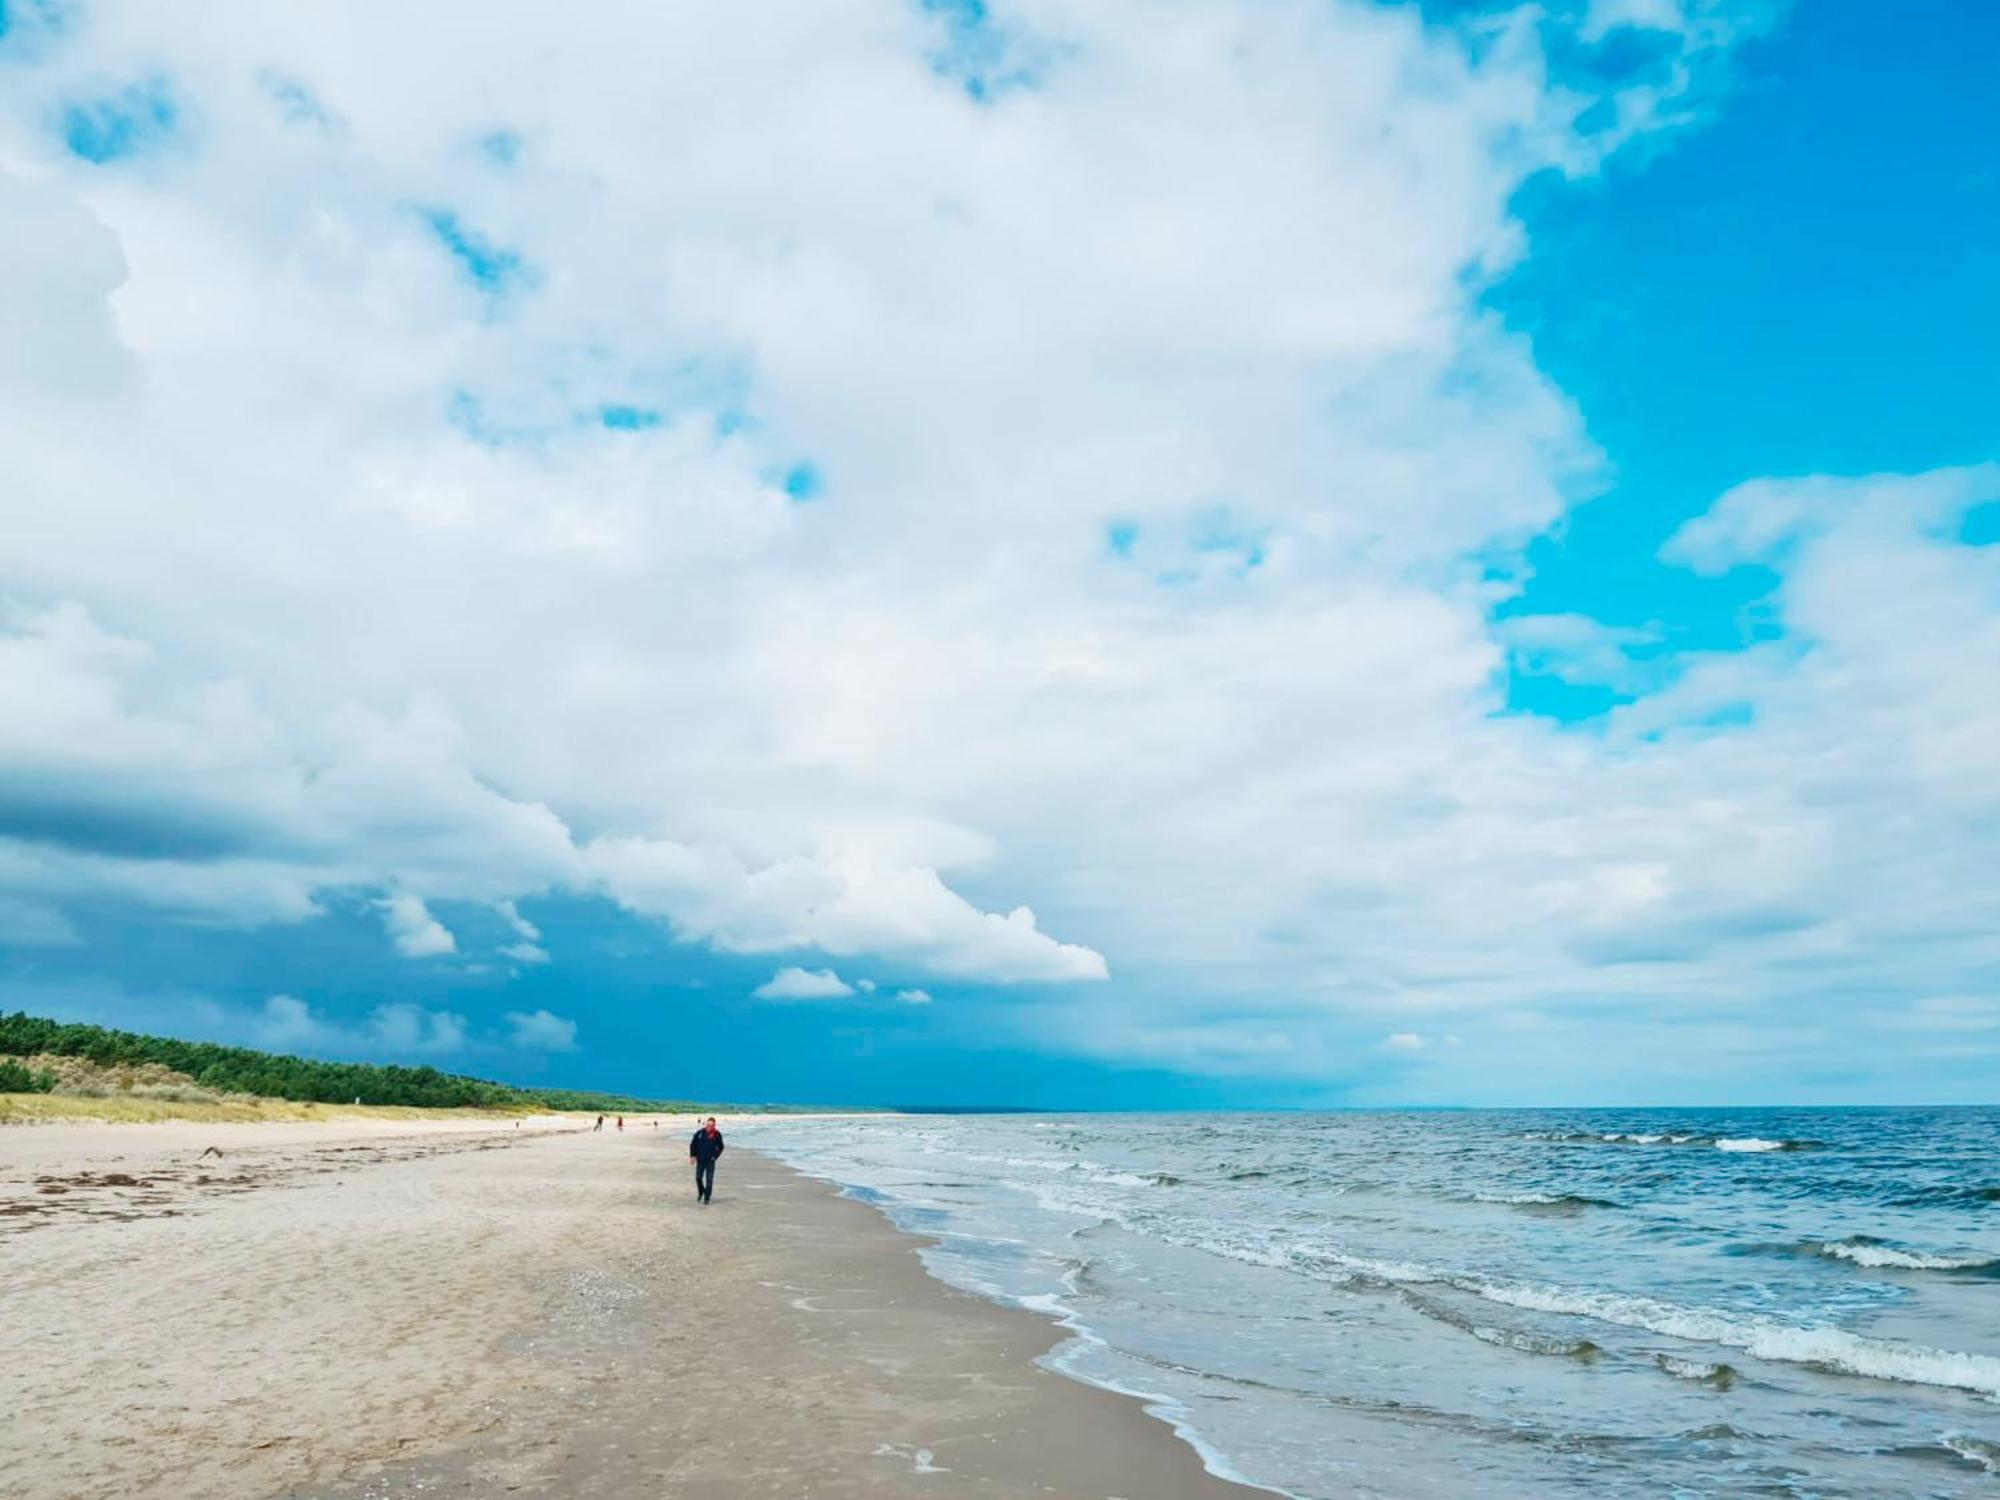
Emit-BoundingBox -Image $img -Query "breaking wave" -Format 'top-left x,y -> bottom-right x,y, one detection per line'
1470,1191 -> 1621,1213
1732,1236 -> 2000,1274
1525,1130 -> 1822,1152
1204,1236 -> 2000,1399
1817,1238 -> 2000,1273
1655,1354 -> 1738,1387
1942,1434 -> 2000,1474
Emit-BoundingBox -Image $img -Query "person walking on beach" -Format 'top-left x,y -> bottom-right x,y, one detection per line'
594,1114 -> 604,1132
689,1117 -> 724,1204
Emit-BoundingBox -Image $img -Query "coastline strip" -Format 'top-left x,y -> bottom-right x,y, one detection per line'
1,1119 -> 1267,1499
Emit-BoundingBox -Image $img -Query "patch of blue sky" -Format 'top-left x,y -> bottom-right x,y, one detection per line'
1393,0 -> 1726,72
1105,515 -> 1266,584
478,129 -> 524,166
60,77 -> 178,163
917,0 -> 1045,102
447,349 -> 754,451
1486,0 -> 1998,723
0,0 -> 72,49
566,348 -> 752,441
1192,519 -> 1266,572
1498,674 -> 1623,723
781,462 -> 823,501
598,404 -> 662,432
258,70 -> 336,130
1961,502 -> 2000,548
416,206 -> 539,303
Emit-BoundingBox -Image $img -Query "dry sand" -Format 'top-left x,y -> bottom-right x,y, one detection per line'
1,1115 -> 1266,1499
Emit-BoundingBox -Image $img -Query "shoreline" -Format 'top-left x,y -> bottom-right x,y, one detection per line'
757,1139 -> 1294,1499
2,1117 -> 1269,1499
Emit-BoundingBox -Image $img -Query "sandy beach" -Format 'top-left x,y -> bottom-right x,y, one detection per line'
1,1115 -> 1264,1499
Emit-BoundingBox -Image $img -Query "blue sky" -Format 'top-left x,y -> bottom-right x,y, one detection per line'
1498,0 -> 2000,715
0,0 -> 1996,1107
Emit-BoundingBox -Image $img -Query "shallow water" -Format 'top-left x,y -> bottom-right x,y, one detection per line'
741,1109 -> 2000,1498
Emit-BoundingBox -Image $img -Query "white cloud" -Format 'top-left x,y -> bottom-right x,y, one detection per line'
494,899 -> 541,943
586,838 -> 1108,982
752,966 -> 856,1001
368,1001 -> 467,1054
504,1007 -> 578,1050
494,900 -> 550,962
1382,1032 -> 1428,1053
374,892 -> 457,958
895,988 -> 934,1006
9,0 -> 1983,1101
0,169 -> 129,398
253,993 -> 466,1057
1495,613 -> 1663,690
255,994 -> 329,1051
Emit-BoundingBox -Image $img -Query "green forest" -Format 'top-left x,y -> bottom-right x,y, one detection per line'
0,1011 -> 694,1112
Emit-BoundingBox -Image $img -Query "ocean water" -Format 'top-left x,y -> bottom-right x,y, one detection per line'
739,1109 -> 2000,1498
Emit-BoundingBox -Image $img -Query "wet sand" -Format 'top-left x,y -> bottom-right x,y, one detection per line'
1,1117 -> 1266,1498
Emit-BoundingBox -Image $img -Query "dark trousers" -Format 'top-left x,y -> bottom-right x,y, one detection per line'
694,1158 -> 716,1200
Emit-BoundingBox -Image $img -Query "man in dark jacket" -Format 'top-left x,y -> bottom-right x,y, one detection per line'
689,1116 -> 724,1203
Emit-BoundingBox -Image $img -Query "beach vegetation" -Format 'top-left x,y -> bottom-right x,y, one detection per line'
0,1056 -> 57,1093
0,1011 -> 691,1113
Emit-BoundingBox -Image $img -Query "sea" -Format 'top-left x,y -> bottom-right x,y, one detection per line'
739,1108 -> 2000,1498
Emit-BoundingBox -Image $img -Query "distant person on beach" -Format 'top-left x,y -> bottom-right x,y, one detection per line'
594,1115 -> 604,1132
689,1117 -> 724,1203
617,1116 -> 624,1132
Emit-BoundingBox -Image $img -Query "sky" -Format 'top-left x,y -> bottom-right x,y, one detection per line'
0,0 -> 1995,1108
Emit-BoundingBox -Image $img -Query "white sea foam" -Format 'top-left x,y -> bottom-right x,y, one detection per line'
1818,1241 -> 1997,1271
1196,1231 -> 2000,1400
1470,1191 -> 1617,1211
1943,1433 -> 2000,1473
1716,1137 -> 1786,1152
1081,1167 -> 1154,1187
1529,1129 -> 1709,1146
1466,1281 -> 2000,1398
1463,1320 -> 1600,1360
874,1443 -> 951,1474
1655,1354 -> 1736,1386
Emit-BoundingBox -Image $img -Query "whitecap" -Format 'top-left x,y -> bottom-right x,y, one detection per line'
1467,1280 -> 2000,1398
1655,1354 -> 1737,1387
1470,1191 -> 1619,1213
1818,1240 -> 1998,1272
1943,1433 -> 2000,1473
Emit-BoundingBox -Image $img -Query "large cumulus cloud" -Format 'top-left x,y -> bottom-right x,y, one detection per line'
8,1 -> 1986,1101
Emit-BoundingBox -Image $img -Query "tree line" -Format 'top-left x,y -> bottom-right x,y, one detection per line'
0,1011 -> 691,1112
